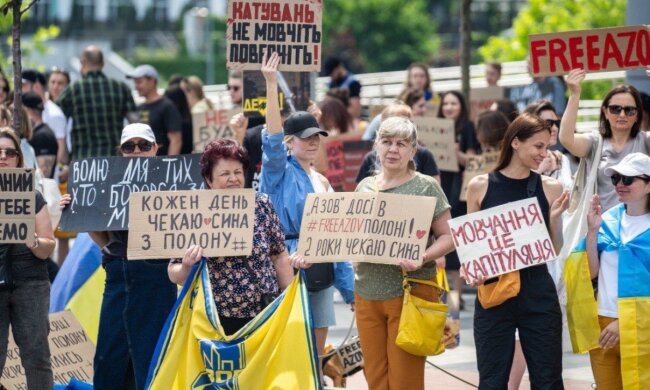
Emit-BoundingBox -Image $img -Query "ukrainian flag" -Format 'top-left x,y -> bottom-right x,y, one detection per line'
146,259 -> 321,390
49,233 -> 105,343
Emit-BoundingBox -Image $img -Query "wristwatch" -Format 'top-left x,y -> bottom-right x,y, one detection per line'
30,233 -> 40,249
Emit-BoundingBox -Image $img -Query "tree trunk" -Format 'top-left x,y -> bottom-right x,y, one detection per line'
460,0 -> 471,104
11,0 -> 23,134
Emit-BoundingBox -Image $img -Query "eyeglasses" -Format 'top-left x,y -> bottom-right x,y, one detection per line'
607,105 -> 638,117
121,141 -> 154,154
545,119 -> 561,128
227,84 -> 240,92
0,148 -> 18,158
610,173 -> 650,186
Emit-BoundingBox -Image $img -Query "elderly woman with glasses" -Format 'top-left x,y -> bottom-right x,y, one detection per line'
0,127 -> 56,388
60,123 -> 177,390
560,69 -> 650,211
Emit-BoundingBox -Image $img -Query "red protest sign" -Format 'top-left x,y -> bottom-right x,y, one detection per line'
529,25 -> 650,77
226,0 -> 323,71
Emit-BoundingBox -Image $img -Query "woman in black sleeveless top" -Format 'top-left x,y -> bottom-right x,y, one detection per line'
466,113 -> 569,390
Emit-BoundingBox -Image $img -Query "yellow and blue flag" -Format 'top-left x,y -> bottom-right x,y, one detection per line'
146,259 -> 321,390
49,233 -> 105,343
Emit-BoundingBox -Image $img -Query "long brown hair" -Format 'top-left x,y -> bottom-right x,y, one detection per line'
494,113 -> 551,172
437,90 -> 469,135
0,127 -> 24,168
599,84 -> 643,139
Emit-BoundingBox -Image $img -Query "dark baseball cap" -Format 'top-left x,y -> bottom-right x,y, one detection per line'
22,69 -> 46,85
283,111 -> 328,139
21,91 -> 43,111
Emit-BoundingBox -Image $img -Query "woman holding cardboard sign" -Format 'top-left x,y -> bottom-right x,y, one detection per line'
0,127 -> 56,389
352,116 -> 454,390
559,69 -> 648,211
59,123 -> 177,390
168,138 -> 294,335
465,113 -> 569,389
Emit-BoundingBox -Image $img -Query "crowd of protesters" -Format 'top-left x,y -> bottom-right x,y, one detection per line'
1,41 -> 650,390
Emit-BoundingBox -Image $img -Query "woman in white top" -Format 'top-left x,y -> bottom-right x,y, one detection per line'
586,152 -> 650,390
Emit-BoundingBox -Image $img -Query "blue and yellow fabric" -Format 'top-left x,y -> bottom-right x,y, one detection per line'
597,204 -> 650,390
49,233 -> 104,343
145,259 -> 321,390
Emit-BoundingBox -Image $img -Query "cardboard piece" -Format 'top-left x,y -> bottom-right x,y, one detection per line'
469,86 -> 504,124
243,71 -> 311,118
412,117 -> 459,172
226,0 -> 323,71
297,192 -> 437,265
59,155 -> 206,232
128,189 -> 256,260
448,198 -> 556,284
1,311 -> 95,389
192,109 -> 239,153
459,151 -> 500,201
529,25 -> 650,77
341,140 -> 374,191
0,169 -> 35,245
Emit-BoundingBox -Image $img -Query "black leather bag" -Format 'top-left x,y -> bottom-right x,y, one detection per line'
304,263 -> 335,292
0,245 -> 13,292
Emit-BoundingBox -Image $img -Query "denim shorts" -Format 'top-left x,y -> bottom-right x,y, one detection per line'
308,285 -> 336,328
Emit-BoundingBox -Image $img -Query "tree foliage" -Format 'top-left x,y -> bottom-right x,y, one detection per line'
479,0 -> 627,62
322,0 -> 439,73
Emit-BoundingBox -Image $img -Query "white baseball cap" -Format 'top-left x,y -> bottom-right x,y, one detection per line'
604,152 -> 650,177
120,123 -> 156,145
126,64 -> 158,80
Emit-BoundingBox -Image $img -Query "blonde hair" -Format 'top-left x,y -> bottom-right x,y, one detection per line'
381,101 -> 412,120
375,116 -> 418,172
182,76 -> 214,110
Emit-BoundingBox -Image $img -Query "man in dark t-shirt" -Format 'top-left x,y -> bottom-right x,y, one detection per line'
128,65 -> 182,155
23,91 -> 58,178
243,124 -> 264,189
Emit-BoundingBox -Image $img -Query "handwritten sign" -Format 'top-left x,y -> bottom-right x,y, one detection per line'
469,86 -> 503,123
342,140 -> 373,191
448,198 -> 556,284
192,109 -> 239,153
459,151 -> 500,201
297,192 -> 436,265
60,155 -> 206,232
226,0 -> 323,71
0,169 -> 35,244
127,189 -> 256,259
324,140 -> 345,190
529,25 -> 650,76
243,71 -> 311,118
1,311 -> 95,389
413,117 -> 459,172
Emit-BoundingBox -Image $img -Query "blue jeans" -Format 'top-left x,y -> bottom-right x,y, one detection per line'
0,279 -> 53,389
93,259 -> 177,390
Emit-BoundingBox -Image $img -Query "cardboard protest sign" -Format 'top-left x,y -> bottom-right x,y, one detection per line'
529,25 -> 650,77
413,117 -> 459,172
324,139 -> 345,190
469,86 -> 504,123
192,109 -> 239,153
459,151 -> 500,201
297,192 -> 437,265
127,189 -> 256,260
448,198 -> 556,284
0,169 -> 35,245
226,0 -> 323,71
243,71 -> 311,118
342,140 -> 374,191
1,311 -> 95,389
60,155 -> 206,232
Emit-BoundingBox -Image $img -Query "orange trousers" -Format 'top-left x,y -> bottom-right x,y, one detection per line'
589,316 -> 622,390
355,283 -> 437,390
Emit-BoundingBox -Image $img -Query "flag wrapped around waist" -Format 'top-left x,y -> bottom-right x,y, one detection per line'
146,259 -> 321,390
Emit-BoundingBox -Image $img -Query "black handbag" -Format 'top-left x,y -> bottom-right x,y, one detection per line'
304,263 -> 335,292
0,244 -> 13,292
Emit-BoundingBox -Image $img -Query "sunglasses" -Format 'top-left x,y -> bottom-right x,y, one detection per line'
610,173 -> 650,186
121,141 -> 154,154
545,119 -> 561,128
227,84 -> 240,92
607,105 -> 638,117
0,148 -> 18,158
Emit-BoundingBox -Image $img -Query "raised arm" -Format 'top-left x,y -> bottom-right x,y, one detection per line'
585,195 -> 602,279
262,53 -> 282,135
559,69 -> 592,158
546,178 -> 569,253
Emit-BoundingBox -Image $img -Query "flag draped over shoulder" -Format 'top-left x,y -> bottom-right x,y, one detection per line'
146,259 -> 321,390
598,204 -> 650,390
49,233 -> 104,343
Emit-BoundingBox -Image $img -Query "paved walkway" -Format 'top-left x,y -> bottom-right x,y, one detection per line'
328,292 -> 595,389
